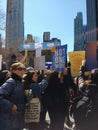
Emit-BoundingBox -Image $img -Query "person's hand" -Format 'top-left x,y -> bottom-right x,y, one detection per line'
44,69 -> 48,75
69,88 -> 74,97
63,68 -> 67,75
11,104 -> 18,115
84,80 -> 92,85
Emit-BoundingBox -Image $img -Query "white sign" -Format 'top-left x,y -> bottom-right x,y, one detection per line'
25,98 -> 40,123
35,43 -> 42,49
36,48 -> 42,57
34,56 -> 45,70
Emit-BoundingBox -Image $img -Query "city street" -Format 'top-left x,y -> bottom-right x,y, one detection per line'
45,112 -> 75,130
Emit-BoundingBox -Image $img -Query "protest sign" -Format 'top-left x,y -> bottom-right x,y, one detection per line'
68,51 -> 85,77
52,45 -> 67,72
25,98 -> 40,123
34,56 -> 45,70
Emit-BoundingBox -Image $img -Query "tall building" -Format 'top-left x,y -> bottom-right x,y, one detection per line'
43,32 -> 50,42
26,34 -> 35,43
6,0 -> 24,50
74,12 -> 86,51
86,0 -> 98,42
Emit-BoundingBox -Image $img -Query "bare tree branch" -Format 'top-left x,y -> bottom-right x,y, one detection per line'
0,3 -> 6,31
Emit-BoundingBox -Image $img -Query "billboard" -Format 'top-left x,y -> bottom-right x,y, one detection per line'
19,42 -> 61,51
42,42 -> 61,49
19,43 -> 35,51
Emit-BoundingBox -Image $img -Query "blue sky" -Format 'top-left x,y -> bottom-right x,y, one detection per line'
1,0 -> 86,52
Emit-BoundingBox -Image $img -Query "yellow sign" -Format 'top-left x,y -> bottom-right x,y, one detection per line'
68,51 -> 85,77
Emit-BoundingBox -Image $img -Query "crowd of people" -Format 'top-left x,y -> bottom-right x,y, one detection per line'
0,58 -> 98,130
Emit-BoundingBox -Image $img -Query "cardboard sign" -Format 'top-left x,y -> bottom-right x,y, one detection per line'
68,51 -> 85,77
34,56 -> 45,70
25,98 -> 40,123
36,48 -> 41,57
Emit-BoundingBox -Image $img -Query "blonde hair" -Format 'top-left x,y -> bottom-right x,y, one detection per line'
10,62 -> 25,71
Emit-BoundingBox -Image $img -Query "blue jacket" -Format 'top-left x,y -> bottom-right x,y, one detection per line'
0,73 -> 25,130
30,76 -> 48,111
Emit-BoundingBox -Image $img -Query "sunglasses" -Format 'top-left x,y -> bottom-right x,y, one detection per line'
17,67 -> 26,71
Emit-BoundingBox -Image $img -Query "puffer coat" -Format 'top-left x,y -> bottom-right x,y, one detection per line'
0,73 -> 25,130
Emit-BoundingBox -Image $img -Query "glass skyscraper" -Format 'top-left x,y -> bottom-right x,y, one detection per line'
86,0 -> 98,42
6,0 -> 24,49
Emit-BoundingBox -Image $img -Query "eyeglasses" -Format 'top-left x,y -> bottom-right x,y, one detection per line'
17,67 -> 26,71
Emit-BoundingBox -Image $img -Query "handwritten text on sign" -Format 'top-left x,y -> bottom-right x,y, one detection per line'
25,98 -> 40,123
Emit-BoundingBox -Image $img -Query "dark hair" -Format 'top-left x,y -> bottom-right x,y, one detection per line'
67,61 -> 71,67
0,70 -> 9,86
87,84 -> 97,98
23,71 -> 36,89
47,71 -> 60,89
37,70 -> 44,82
90,68 -> 98,84
2,61 -> 7,70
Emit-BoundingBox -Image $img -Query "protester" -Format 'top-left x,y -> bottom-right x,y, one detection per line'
0,62 -> 26,130
60,67 -> 73,129
67,61 -> 77,97
79,59 -> 86,75
2,61 -> 7,70
0,69 -> 10,86
86,68 -> 98,130
8,50 -> 28,69
37,70 -> 49,130
45,71 -> 67,130
73,68 -> 98,130
23,70 -> 48,130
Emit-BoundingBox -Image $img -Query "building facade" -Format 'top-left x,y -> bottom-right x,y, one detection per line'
43,32 -> 50,42
6,0 -> 24,50
74,12 -> 86,51
86,0 -> 98,42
